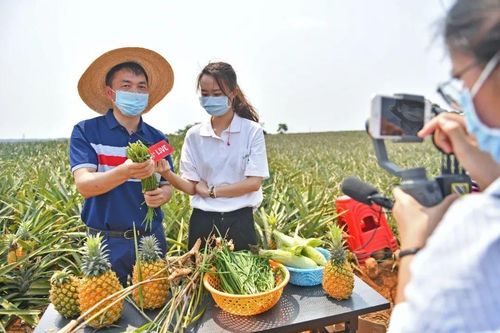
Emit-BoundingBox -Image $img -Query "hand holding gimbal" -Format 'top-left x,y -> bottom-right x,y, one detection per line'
368,94 -> 471,207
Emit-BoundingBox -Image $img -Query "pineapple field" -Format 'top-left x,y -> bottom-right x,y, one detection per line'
0,131 -> 440,331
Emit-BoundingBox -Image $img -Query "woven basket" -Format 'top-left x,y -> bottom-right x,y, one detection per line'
203,262 -> 290,316
286,247 -> 330,287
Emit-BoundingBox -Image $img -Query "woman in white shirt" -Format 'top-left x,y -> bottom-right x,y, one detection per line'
157,62 -> 269,250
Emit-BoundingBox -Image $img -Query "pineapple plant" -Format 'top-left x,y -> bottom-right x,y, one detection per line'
132,235 -> 168,309
6,234 -> 25,264
79,235 -> 124,328
322,224 -> 354,300
49,270 -> 81,318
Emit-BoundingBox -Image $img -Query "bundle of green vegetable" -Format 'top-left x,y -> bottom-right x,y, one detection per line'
211,238 -> 276,295
126,140 -> 158,231
254,230 -> 326,269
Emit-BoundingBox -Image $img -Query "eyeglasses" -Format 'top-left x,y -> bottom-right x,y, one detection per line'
436,61 -> 477,112
437,51 -> 500,112
437,79 -> 464,112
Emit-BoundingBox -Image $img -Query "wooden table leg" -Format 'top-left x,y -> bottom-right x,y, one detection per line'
345,316 -> 359,333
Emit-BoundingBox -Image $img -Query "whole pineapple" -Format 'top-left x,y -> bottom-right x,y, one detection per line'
322,224 -> 354,300
49,270 -> 81,318
5,234 -> 25,264
132,235 -> 168,309
79,235 -> 124,328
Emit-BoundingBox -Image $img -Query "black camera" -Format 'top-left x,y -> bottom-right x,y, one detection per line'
367,93 -> 471,207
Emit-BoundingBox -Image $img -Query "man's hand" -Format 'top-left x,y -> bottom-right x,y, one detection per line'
392,187 -> 459,249
119,159 -> 155,180
144,186 -> 172,208
195,180 -> 210,198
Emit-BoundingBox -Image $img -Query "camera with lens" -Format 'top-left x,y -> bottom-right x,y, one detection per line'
367,93 -> 472,207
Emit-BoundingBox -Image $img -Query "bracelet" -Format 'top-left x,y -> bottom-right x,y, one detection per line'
398,247 -> 422,259
213,186 -> 217,198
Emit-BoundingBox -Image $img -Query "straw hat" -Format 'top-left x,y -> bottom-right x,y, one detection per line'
78,47 -> 174,114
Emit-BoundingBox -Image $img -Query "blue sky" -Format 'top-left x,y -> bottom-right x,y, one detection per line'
0,0 -> 453,139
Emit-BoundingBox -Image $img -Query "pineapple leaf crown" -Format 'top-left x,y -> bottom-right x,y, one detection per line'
16,222 -> 31,241
81,235 -> 112,277
326,224 -> 348,266
50,269 -> 74,286
139,235 -> 162,263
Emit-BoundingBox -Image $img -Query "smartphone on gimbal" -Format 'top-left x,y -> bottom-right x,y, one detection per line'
369,95 -> 432,141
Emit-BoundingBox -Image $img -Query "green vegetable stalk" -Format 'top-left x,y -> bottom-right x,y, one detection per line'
126,140 -> 158,231
211,238 -> 275,295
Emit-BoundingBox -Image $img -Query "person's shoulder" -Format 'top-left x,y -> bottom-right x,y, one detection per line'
185,123 -> 203,138
72,114 -> 106,135
75,114 -> 105,127
238,116 -> 263,134
239,116 -> 260,128
142,122 -> 167,139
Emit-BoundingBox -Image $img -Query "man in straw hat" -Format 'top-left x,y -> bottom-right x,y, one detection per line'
70,47 -> 175,285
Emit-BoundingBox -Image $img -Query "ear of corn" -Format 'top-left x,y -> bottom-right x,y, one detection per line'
265,230 -> 325,267
255,248 -> 318,269
303,246 -> 327,266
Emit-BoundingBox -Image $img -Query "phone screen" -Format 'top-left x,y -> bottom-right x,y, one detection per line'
380,97 -> 426,137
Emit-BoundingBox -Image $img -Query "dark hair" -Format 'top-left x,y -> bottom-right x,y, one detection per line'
197,62 -> 259,122
105,62 -> 149,87
445,0 -> 500,64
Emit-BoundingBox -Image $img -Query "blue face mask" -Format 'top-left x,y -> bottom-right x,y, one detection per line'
459,52 -> 500,163
114,90 -> 149,117
199,96 -> 230,117
461,90 -> 500,162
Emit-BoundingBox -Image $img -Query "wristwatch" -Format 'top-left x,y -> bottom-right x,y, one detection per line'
209,186 -> 216,199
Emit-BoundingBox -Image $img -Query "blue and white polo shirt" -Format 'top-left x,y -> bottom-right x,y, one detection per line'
69,110 -> 174,232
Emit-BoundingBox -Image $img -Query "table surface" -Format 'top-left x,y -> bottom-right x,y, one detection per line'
34,276 -> 389,333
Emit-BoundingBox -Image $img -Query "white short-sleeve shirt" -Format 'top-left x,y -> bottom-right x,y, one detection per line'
180,114 -> 270,212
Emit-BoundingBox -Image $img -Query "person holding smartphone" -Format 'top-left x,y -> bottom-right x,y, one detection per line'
388,0 -> 500,331
156,62 -> 269,251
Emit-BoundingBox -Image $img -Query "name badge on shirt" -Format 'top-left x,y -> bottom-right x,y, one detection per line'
148,140 -> 175,161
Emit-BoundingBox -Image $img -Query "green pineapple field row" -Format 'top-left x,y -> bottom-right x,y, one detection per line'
0,131 -> 439,330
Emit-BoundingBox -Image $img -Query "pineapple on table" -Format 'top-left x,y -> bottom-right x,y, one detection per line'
49,270 -> 81,318
322,224 -> 354,300
132,235 -> 168,309
79,235 -> 124,328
